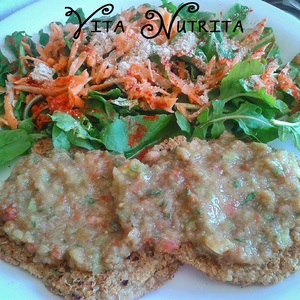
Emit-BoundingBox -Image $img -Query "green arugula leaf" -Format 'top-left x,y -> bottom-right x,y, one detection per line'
18,118 -> 35,133
224,4 -> 249,37
194,100 -> 274,140
65,131 -> 95,150
224,3 -> 249,22
5,32 -> 26,57
288,53 -> 300,86
98,88 -> 122,99
220,60 -> 265,100
251,27 -> 281,62
13,91 -> 26,120
85,98 -> 117,130
38,29 -> 50,46
149,53 -> 169,77
50,112 -> 101,150
66,8 -> 85,24
194,98 -> 300,150
5,32 -> 34,76
160,0 -> 178,14
273,113 -> 300,150
0,94 -> 4,116
0,129 -> 32,165
279,125 -> 300,149
274,99 -> 290,115
0,50 -> 18,87
88,92 -> 118,118
224,88 -> 276,107
100,114 -> 175,157
99,119 -> 128,153
175,111 -> 191,134
0,50 -> 10,80
124,115 -> 175,157
202,30 -> 234,61
161,0 -> 215,25
52,124 -> 70,150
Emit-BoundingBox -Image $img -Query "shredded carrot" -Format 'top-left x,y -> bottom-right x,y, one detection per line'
89,78 -> 128,91
278,65 -> 300,102
241,19 -> 267,48
14,85 -> 68,96
177,61 -> 186,79
3,93 -> 18,129
1,4 -> 279,129
69,52 -> 88,76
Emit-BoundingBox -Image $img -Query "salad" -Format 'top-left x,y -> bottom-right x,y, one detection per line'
0,0 -> 300,165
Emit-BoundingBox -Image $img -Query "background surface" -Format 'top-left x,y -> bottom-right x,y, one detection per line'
0,0 -> 38,20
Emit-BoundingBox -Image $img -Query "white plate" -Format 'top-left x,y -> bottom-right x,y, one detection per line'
0,0 -> 300,299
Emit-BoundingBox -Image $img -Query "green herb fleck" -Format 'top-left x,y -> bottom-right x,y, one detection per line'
263,212 -> 275,222
233,180 -> 242,188
272,165 -> 285,177
85,196 -> 95,206
51,269 -> 63,277
234,237 -> 244,243
164,212 -> 172,219
186,220 -> 196,230
185,188 -> 192,197
159,200 -> 167,209
130,164 -> 140,172
243,191 -> 259,205
146,188 -> 163,196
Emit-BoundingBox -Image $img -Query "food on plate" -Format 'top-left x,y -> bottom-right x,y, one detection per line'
113,132 -> 300,285
0,150 -> 129,272
0,145 -> 179,299
1,0 -> 300,299
1,134 -> 300,300
0,1 -> 300,166
0,228 -> 179,300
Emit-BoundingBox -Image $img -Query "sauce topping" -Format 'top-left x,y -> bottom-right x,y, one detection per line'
0,150 -> 128,273
1,134 -> 300,271
112,134 -> 300,264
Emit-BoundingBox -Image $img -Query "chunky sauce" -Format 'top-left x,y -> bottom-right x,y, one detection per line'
1,134 -> 300,271
0,150 -> 128,273
112,134 -> 300,264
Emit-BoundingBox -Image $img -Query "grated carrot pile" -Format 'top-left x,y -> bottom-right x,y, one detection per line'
1,4 -> 299,130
